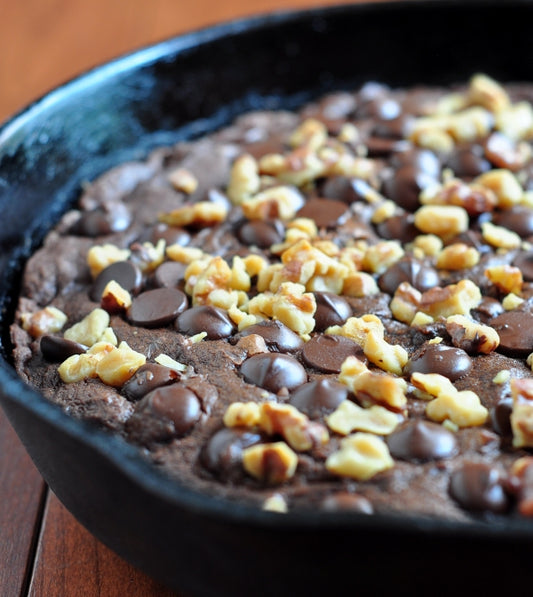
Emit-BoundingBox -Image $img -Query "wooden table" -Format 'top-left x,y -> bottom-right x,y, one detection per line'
0,1 -> 383,595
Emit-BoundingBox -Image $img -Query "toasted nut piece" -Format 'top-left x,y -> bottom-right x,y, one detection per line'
21,306 -> 67,338
363,330 -> 408,376
436,243 -> 480,271
370,200 -> 397,224
227,154 -> 260,205
262,493 -> 289,513
467,74 -> 510,113
242,441 -> 298,484
87,244 -> 130,278
223,401 -> 261,428
493,370 -> 511,384
362,241 -> 404,275
339,356 -> 408,413
259,403 -> 329,452
325,432 -> 394,481
411,128 -> 454,153
168,167 -> 198,194
95,341 -> 146,387
445,314 -> 500,354
166,245 -> 206,264
409,107 -> 493,146
129,239 -> 166,273
100,280 -> 132,313
326,400 -> 400,436
411,234 -> 443,257
342,272 -> 379,298
289,118 -> 328,150
420,179 -> 497,217
475,169 -> 523,209
484,264 -> 523,295
509,457 -> 533,517
326,314 -> 384,347
228,305 -> 261,331
58,352 -> 99,383
481,221 -> 522,249
191,256 -> 251,306
159,201 -> 228,228
242,254 -> 269,278
414,205 -> 469,239
154,353 -> 188,372
495,101 -> 533,140
418,279 -> 482,319
390,282 -> 422,325
410,372 -> 456,398
235,333 -> 269,356
511,378 -> 533,448
64,308 -> 110,347
410,311 -> 434,327
241,185 -> 305,221
502,293 -> 525,310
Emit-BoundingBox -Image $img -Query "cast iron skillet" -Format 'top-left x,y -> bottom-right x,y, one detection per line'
2,1 -> 533,595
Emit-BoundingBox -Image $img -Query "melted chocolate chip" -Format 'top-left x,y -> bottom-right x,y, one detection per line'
149,223 -> 191,246
386,420 -> 458,462
296,197 -> 349,229
391,147 -> 441,178
40,335 -> 87,362
128,288 -> 188,327
313,292 -> 352,331
90,261 -> 143,301
320,176 -> 363,204
201,427 -> 263,479
484,132 -> 526,171
493,206 -> 533,238
122,363 -> 180,401
445,143 -> 491,178
491,397 -> 513,437
148,384 -> 201,436
472,296 -> 504,323
513,251 -> 533,281
491,311 -> 533,357
302,334 -> 365,373
378,257 -> 439,294
449,462 -> 509,513
235,320 -> 303,352
376,213 -> 419,243
404,343 -> 472,381
237,219 -> 284,248
381,166 -> 437,212
288,379 -> 348,419
319,492 -> 374,513
176,305 -> 235,340
152,261 -> 188,289
240,353 -> 307,393
71,204 -> 131,237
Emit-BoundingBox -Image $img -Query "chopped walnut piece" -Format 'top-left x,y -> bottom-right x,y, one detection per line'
242,441 -> 298,484
420,179 -> 497,217
95,341 -> 146,387
445,314 -> 500,354
87,244 -> 130,278
436,243 -> 480,271
21,306 -> 67,338
241,185 -> 305,221
410,372 -> 456,398
361,241 -> 404,275
509,457 -> 533,516
502,293 -> 525,310
235,333 -> 269,356
495,101 -> 533,141
414,205 -> 469,239
510,378 -> 533,448
289,118 -> 328,150
342,271 -> 379,298
325,432 -> 394,481
227,153 -> 260,205
326,314 -> 384,347
159,201 -> 228,228
223,401 -> 261,428
262,493 -> 289,513
100,280 -> 132,313
64,308 -> 112,347
326,400 -> 400,436
390,282 -> 422,325
363,330 -> 408,376
191,256 -> 251,307
166,245 -> 206,264
258,148 -> 326,187
58,351 -> 100,383
481,221 -> 522,250
418,279 -> 482,319
475,169 -> 524,209
467,74 -> 510,113
129,239 -> 166,273
484,264 -> 523,295
168,167 -> 199,194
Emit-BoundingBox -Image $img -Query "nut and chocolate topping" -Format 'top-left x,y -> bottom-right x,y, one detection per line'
13,74 -> 533,521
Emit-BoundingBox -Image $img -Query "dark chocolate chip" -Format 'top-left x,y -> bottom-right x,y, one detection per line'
386,420 -> 458,462
235,320 -> 303,352
493,206 -> 533,238
372,115 -> 412,139
122,363 -> 180,401
176,305 -> 235,339
237,219 -> 284,248
296,198 -> 349,229
376,213 -> 419,243
449,462 -> 509,513
491,397 -> 513,437
152,261 -> 188,289
289,379 -> 349,419
150,223 -> 191,247
39,335 -> 87,362
302,334 -> 365,373
319,492 -> 374,514
404,343 -> 472,381
490,311 -> 533,357
128,288 -> 188,327
390,147 -> 441,178
485,132 -> 526,171
381,165 -> 437,212
90,260 -> 143,301
201,427 -> 263,479
472,296 -> 504,323
313,291 -> 352,332
320,176 -> 364,204
513,251 -> 533,281
240,353 -> 307,393
147,384 -> 201,436
365,137 -> 409,157
378,257 -> 439,294
71,204 -> 131,237
445,143 -> 491,178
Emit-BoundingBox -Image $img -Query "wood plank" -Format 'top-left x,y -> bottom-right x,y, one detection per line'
0,410 -> 47,597
28,491 -> 181,597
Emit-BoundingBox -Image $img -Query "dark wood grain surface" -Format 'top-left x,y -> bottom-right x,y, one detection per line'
0,1 -> 382,595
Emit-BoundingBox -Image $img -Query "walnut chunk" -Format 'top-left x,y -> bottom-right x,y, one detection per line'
242,442 -> 298,484
21,306 -> 67,338
467,74 -> 511,113
159,201 -> 228,228
481,221 -> 522,249
436,243 -> 480,271
87,244 -> 130,278
361,241 -> 404,275
326,400 -> 400,436
241,185 -> 305,221
95,341 -> 146,387
363,330 -> 408,376
475,169 -> 523,209
445,314 -> 500,354
484,264 -> 523,295
510,378 -> 533,448
227,154 -> 260,205
414,205 -> 469,239
63,308 -> 111,347
325,432 -> 394,481
418,279 -> 482,319
223,401 -> 261,428
168,167 -> 199,194
100,280 -> 132,313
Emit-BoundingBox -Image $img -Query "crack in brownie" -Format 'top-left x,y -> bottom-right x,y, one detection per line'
12,74 -> 533,520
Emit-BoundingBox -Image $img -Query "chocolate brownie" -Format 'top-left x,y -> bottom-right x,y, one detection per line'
12,74 -> 533,521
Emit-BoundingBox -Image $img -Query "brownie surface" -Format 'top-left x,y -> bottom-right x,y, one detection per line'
12,75 -> 533,521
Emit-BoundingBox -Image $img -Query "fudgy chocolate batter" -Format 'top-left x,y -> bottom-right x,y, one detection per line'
12,75 -> 533,521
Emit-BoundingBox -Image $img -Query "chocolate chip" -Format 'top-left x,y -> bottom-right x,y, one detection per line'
237,219 -> 284,248
240,353 -> 307,393
386,420 -> 458,462
71,204 -> 131,237
319,492 -> 374,513
235,319 -> 303,352
128,288 -> 188,327
302,334 -> 365,373
150,223 -> 191,246
493,206 -> 533,238
472,296 -> 504,323
201,427 -> 263,480
376,213 -> 419,243
484,132 -> 525,171
445,143 -> 491,178
372,115 -> 412,139
378,257 -> 439,294
513,251 -> 533,281
90,261 -> 143,301
176,305 -> 235,339
289,379 -> 349,419
490,311 -> 533,357
313,291 -> 352,331
40,335 -> 87,362
449,462 -> 509,513
147,384 -> 201,436
491,397 -> 513,437
296,198 -> 349,229
404,343 -> 472,381
390,147 -> 441,178
122,363 -> 180,401
381,165 -> 437,212
365,137 -> 409,157
320,176 -> 363,204
152,261 -> 188,289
